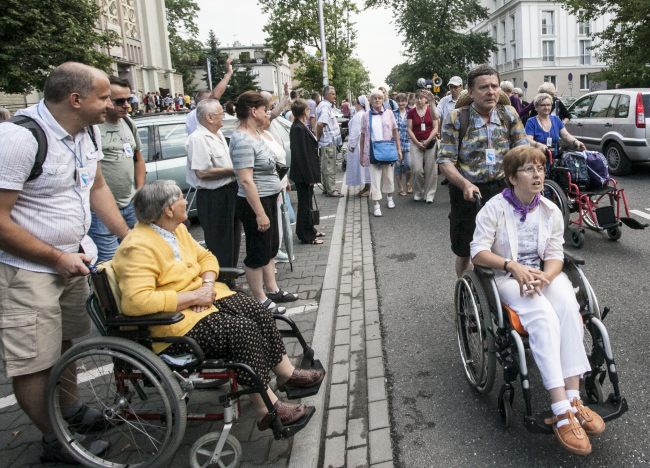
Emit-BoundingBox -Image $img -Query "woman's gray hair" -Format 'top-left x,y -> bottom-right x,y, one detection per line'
512,87 -> 523,97
369,89 -> 384,101
196,99 -> 221,123
133,180 -> 183,224
533,92 -> 553,108
0,107 -> 10,122
538,82 -> 557,96
500,80 -> 514,93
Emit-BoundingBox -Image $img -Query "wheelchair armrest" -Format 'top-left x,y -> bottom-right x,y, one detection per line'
474,265 -> 495,278
564,252 -> 585,265
218,268 -> 245,281
106,312 -> 185,327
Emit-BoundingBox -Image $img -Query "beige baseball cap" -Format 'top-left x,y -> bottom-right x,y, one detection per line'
448,76 -> 463,87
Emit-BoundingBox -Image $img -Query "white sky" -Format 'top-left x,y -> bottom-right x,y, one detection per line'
194,0 -> 405,89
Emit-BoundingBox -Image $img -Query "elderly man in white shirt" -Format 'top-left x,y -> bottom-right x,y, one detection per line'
186,99 -> 241,271
436,76 -> 464,125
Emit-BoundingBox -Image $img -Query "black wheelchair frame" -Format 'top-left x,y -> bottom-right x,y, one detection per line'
455,253 -> 628,433
44,265 -> 324,467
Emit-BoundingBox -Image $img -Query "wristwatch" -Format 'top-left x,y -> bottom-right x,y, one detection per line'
202,279 -> 215,285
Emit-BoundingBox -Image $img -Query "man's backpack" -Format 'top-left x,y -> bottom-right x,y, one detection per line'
7,115 -> 102,182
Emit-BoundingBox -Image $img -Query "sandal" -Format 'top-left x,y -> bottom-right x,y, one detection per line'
304,238 -> 324,245
327,190 -> 344,197
267,289 -> 299,303
315,232 -> 325,238
260,298 -> 286,314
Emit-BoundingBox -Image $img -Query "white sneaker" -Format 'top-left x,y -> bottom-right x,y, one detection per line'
373,206 -> 383,217
425,198 -> 434,204
413,194 -> 423,201
387,198 -> 395,209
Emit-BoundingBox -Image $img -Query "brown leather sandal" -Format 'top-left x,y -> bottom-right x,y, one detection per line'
571,398 -> 606,435
544,411 -> 592,456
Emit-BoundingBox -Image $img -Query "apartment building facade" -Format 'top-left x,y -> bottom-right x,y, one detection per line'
470,0 -> 613,100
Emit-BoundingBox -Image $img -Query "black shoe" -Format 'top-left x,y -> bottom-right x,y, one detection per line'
63,404 -> 112,433
41,436 -> 109,464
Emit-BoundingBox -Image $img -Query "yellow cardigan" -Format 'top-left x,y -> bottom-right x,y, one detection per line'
112,222 -> 236,353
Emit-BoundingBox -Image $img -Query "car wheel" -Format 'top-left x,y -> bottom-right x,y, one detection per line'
605,142 -> 632,175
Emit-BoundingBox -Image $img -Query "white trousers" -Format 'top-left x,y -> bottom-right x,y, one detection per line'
496,272 -> 591,390
409,144 -> 438,201
369,164 -> 395,201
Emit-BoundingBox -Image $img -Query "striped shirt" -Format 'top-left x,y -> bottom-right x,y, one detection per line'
316,101 -> 342,148
229,130 -> 281,198
0,100 -> 103,273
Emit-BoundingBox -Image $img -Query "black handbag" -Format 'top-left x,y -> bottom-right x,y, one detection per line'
309,192 -> 320,225
275,161 -> 289,180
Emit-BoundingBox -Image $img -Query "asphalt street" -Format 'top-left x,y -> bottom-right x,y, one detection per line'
370,165 -> 650,467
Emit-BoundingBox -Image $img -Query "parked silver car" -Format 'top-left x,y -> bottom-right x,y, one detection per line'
565,89 -> 650,175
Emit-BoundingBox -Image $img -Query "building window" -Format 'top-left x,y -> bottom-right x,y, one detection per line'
500,19 -> 506,42
544,75 -> 557,86
541,11 -> 554,35
492,24 -> 497,39
542,40 -> 555,61
511,43 -> 517,61
510,14 -> 516,41
577,10 -> 590,35
579,40 -> 591,65
580,74 -> 590,90
502,47 -> 507,63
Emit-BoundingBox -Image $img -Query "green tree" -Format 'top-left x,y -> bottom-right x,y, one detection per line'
259,0 -> 371,98
367,0 -> 495,92
0,0 -> 119,94
385,63 -> 419,92
165,0 -> 203,95
203,30 -> 258,102
557,0 -> 650,87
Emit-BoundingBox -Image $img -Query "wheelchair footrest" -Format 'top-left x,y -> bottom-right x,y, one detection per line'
272,406 -> 316,440
620,217 -> 649,230
280,359 -> 325,400
524,394 -> 628,435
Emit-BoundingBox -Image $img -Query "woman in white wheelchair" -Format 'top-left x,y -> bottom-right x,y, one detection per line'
470,146 -> 605,455
112,180 -> 325,431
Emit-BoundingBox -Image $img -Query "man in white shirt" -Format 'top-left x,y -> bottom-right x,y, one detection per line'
0,62 -> 129,463
186,57 -> 234,135
186,99 -> 240,270
437,76 -> 464,125
316,86 -> 343,197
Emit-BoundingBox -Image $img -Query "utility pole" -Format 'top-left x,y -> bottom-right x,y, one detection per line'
206,57 -> 213,90
317,0 -> 329,87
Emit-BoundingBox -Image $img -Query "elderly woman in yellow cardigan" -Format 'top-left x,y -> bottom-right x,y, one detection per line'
112,180 -> 324,431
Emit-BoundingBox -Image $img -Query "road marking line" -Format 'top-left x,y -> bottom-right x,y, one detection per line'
631,209 -> 650,221
0,364 -> 114,410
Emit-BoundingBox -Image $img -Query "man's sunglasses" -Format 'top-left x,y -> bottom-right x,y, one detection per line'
112,98 -> 130,106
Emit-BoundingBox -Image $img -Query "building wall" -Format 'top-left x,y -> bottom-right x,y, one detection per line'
470,0 -> 612,99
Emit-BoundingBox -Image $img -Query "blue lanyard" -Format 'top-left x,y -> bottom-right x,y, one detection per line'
62,139 -> 84,168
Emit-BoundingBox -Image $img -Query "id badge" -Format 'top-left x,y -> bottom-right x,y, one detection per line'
420,122 -> 426,132
77,166 -> 91,190
546,137 -> 553,147
123,143 -> 134,158
485,148 -> 496,166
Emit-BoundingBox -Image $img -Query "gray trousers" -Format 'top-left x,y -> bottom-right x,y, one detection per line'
319,144 -> 337,194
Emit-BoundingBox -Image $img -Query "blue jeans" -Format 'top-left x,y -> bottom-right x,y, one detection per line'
89,202 -> 137,262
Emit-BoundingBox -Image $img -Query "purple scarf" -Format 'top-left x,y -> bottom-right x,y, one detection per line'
502,188 -> 541,222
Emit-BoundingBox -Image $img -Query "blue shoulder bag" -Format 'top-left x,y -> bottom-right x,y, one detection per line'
369,111 -> 398,165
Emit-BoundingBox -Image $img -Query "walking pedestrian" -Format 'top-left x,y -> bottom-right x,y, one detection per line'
408,89 -> 439,203
315,86 -> 343,197
394,93 -> 412,196
346,96 -> 371,196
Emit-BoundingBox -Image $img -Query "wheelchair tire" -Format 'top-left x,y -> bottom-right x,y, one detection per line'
584,375 -> 605,405
570,230 -> 585,249
543,179 -> 570,230
46,336 -> 187,468
455,271 -> 496,394
498,387 -> 514,429
607,226 -> 622,241
190,431 -> 242,468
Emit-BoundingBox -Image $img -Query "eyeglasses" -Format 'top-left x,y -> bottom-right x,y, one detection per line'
112,98 -> 130,106
517,165 -> 546,175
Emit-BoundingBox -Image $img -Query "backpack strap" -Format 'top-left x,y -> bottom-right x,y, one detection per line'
9,115 -> 48,182
123,116 -> 138,141
86,125 -> 99,152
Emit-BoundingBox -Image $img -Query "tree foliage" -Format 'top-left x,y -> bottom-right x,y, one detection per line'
203,30 -> 258,102
557,0 -> 650,87
259,0 -> 371,98
0,0 -> 119,94
367,0 -> 495,92
165,0 -> 203,95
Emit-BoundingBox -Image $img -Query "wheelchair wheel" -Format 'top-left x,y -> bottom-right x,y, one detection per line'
543,180 -> 570,230
570,230 -> 585,249
455,271 -> 496,394
498,386 -> 514,429
584,374 -> 605,405
190,431 -> 242,468
607,226 -> 622,241
46,336 -> 187,467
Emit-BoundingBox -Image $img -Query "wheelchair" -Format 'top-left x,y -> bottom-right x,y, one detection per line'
542,149 -> 647,248
454,253 -> 628,432
44,263 -> 324,467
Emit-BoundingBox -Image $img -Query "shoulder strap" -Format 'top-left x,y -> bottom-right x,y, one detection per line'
457,106 -> 471,155
123,116 -> 138,140
369,111 -> 374,142
9,115 -> 48,182
86,126 -> 99,152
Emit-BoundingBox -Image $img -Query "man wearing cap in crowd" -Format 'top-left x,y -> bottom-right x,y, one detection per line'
437,76 -> 464,125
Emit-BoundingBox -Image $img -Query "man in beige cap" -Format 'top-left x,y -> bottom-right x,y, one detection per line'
437,76 -> 464,125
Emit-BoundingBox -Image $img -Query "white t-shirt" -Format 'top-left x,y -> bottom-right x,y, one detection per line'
185,124 -> 235,190
516,208 -> 541,269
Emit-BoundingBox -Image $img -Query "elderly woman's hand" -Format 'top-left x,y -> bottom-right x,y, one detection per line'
256,213 -> 271,232
507,261 -> 550,296
192,283 -> 216,310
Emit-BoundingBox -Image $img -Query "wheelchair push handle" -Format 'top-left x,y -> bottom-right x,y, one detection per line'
473,192 -> 483,210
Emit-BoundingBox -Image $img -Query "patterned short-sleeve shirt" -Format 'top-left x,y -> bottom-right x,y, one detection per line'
393,109 -> 410,153
437,104 -> 528,183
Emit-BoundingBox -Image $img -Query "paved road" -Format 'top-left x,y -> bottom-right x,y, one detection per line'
370,165 -> 650,467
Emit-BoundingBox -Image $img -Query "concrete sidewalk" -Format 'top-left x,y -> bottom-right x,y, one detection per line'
0,174 -> 395,467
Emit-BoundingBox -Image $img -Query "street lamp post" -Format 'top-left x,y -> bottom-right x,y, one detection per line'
317,0 -> 329,87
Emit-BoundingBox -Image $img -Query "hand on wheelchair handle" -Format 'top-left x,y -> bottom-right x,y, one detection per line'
55,252 -> 93,278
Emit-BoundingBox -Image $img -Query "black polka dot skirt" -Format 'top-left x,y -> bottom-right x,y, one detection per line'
164,293 -> 286,386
